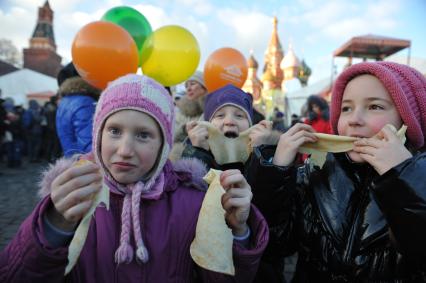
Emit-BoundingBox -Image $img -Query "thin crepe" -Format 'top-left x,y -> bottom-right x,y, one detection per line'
197,121 -> 252,165
190,169 -> 235,275
65,159 -> 110,275
298,124 -> 407,168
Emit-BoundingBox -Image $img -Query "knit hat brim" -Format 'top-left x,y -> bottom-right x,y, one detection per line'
209,102 -> 253,126
185,70 -> 206,90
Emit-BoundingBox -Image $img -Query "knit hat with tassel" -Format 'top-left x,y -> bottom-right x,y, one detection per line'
92,74 -> 174,264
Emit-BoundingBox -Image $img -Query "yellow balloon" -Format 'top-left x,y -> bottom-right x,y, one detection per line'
140,25 -> 200,86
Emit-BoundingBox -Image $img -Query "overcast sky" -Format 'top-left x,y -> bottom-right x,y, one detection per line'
1,0 -> 425,84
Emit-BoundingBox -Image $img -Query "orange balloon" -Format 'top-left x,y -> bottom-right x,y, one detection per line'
204,47 -> 248,92
72,21 -> 139,89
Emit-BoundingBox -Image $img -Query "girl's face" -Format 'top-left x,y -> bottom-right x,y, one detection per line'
210,105 -> 250,137
185,80 -> 206,100
337,74 -> 402,163
101,110 -> 163,184
312,104 -> 321,114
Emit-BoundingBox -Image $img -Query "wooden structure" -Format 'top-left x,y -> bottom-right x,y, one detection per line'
333,34 -> 411,64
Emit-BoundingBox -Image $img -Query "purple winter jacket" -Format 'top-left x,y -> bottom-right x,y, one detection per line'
0,158 -> 269,283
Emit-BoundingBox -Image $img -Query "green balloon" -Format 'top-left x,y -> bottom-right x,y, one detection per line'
102,6 -> 152,52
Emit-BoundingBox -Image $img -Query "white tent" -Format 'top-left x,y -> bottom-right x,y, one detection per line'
286,77 -> 331,115
0,68 -> 58,106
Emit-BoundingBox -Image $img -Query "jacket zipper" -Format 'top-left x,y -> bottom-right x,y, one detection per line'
342,184 -> 369,264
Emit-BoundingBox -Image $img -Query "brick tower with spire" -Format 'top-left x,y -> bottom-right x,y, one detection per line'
23,0 -> 62,77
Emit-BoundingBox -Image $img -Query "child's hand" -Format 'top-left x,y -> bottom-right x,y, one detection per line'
186,121 -> 210,151
47,161 -> 102,231
220,169 -> 252,237
353,125 -> 412,175
273,123 -> 318,166
249,120 -> 274,147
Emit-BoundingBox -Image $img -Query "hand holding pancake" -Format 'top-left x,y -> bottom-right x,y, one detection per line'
273,123 -> 318,166
48,159 -> 102,231
220,169 -> 252,237
186,121 -> 210,151
353,124 -> 411,175
61,158 -> 110,275
249,120 -> 274,148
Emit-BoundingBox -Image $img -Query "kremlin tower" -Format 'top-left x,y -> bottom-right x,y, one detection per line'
23,0 -> 62,77
243,16 -> 311,118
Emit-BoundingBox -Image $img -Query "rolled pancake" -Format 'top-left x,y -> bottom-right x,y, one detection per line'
190,169 -> 235,275
197,121 -> 252,165
299,124 -> 407,168
65,159 -> 110,275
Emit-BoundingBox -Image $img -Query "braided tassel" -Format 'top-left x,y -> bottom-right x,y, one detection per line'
114,194 -> 134,264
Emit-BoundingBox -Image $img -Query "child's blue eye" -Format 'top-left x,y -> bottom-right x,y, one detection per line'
215,114 -> 224,119
108,127 -> 121,136
136,132 -> 150,140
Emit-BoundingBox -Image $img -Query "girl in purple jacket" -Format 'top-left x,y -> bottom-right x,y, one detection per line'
0,74 -> 268,282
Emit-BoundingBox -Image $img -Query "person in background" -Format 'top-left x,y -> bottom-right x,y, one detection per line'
23,99 -> 43,162
3,99 -> 24,168
290,114 -> 301,127
272,109 -> 287,133
170,70 -> 209,161
0,98 -> 6,171
42,96 -> 61,161
303,95 -> 332,134
56,62 -> 100,157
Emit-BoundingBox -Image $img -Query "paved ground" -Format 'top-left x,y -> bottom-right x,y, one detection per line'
0,157 -> 297,281
0,158 -> 48,251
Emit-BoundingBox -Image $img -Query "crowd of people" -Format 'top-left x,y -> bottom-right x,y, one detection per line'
0,96 -> 61,169
1,61 -> 425,282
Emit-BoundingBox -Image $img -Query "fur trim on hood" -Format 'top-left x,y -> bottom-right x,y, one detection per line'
59,77 -> 101,99
175,95 -> 205,118
172,157 -> 208,191
169,142 -> 186,162
38,156 -> 208,198
38,155 -> 79,198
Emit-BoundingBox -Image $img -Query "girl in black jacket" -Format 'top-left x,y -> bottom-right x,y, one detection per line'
247,62 -> 426,282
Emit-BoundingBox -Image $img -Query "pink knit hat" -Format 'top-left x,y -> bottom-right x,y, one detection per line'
330,62 -> 426,149
92,74 -> 175,265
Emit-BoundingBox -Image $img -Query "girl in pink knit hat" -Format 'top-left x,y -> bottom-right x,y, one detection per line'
0,74 -> 268,283
246,61 -> 426,282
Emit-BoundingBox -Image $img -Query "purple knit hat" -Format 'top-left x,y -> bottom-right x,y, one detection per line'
204,84 -> 254,125
330,62 -> 426,149
93,74 -> 175,265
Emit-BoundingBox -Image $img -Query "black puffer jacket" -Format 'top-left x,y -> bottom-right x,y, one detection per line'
247,145 -> 426,282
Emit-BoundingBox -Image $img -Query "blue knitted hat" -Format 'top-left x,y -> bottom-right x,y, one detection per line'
204,84 -> 253,125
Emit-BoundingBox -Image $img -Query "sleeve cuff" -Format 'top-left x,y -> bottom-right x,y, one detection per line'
42,213 -> 75,248
233,227 -> 251,248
